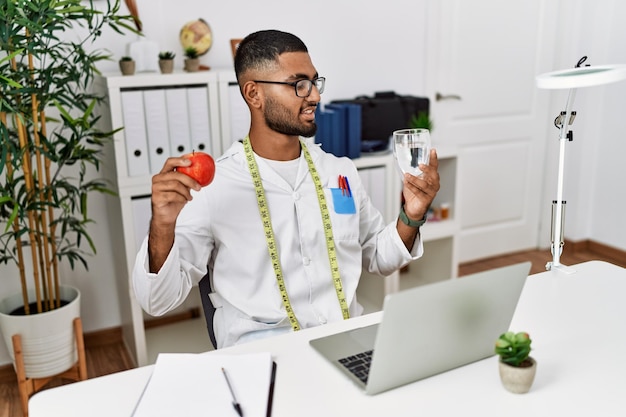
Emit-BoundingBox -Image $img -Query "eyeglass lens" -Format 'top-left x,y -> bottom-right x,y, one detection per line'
295,78 -> 325,97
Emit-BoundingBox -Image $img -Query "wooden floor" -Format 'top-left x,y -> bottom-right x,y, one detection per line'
458,243 -> 625,276
1,245 -> 624,417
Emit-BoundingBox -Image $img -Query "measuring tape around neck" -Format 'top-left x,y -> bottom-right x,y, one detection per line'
242,137 -> 350,331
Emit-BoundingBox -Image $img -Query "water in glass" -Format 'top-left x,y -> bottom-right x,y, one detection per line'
393,128 -> 431,176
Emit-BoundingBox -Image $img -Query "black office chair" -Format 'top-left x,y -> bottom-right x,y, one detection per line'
198,273 -> 217,348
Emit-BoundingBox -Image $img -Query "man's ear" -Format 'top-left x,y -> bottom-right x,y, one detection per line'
242,81 -> 262,109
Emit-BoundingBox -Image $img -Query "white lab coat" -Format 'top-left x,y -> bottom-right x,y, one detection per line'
133,139 -> 423,348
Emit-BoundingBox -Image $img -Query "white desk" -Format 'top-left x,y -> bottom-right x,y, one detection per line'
29,261 -> 626,416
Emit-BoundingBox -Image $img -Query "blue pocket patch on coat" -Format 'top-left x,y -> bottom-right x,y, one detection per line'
331,188 -> 356,214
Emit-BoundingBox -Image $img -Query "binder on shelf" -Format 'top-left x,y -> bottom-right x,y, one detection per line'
186,86 -> 212,154
344,103 -> 362,159
314,106 -> 332,154
325,104 -> 350,157
315,103 -> 361,158
120,90 -> 150,177
325,104 -> 348,158
165,87 -> 192,156
143,89 -> 170,174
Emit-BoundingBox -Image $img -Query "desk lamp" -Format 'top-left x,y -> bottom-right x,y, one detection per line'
536,57 -> 626,274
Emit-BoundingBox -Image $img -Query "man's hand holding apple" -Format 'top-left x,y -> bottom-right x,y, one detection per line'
148,152 -> 215,272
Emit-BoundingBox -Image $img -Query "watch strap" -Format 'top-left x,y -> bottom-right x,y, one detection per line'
399,205 -> 427,228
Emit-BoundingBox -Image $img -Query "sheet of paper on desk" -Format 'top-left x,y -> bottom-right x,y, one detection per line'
132,351 -> 274,417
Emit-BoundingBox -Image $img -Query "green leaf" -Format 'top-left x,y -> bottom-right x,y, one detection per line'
0,0 -> 137,288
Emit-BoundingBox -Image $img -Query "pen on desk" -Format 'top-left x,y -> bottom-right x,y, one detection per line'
222,367 -> 244,417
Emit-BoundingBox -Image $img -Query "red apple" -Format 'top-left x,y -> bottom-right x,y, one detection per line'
176,151 -> 215,187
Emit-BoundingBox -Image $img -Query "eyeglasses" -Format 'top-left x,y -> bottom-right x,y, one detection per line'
253,77 -> 325,98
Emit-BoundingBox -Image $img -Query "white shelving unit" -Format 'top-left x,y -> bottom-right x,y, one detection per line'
95,70 -> 459,366
95,70 -> 225,367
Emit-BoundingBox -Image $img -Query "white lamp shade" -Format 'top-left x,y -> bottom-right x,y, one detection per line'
536,64 -> 626,89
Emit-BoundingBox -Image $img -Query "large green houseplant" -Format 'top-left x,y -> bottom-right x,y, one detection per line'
0,2 -> 136,407
0,1 -> 137,398
0,0 -> 137,383
0,0 -> 136,315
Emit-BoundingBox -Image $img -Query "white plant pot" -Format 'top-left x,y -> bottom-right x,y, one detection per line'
0,286 -> 81,378
498,357 -> 537,394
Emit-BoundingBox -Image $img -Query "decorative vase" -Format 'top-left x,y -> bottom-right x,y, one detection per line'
498,357 -> 537,394
119,60 -> 135,75
184,58 -> 200,72
159,59 -> 174,74
126,38 -> 160,73
0,286 -> 82,378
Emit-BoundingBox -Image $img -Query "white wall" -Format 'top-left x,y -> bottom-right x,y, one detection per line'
587,1 -> 626,250
93,0 -> 429,101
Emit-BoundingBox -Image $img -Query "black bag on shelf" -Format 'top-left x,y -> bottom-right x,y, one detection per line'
331,91 -> 429,153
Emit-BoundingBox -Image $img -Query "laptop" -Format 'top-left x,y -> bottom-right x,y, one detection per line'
309,261 -> 531,395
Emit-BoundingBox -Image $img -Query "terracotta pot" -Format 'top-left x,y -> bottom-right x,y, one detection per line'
0,286 -> 81,378
119,60 -> 135,76
498,357 -> 537,394
184,58 -> 200,72
159,59 -> 174,74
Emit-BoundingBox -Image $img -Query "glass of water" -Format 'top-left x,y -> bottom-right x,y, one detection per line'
393,128 -> 431,176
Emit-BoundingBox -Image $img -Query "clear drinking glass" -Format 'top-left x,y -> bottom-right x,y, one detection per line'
393,128 -> 431,176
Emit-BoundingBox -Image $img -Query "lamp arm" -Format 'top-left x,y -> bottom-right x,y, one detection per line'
549,88 -> 577,274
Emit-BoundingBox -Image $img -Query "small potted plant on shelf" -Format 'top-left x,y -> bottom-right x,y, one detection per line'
409,112 -> 434,131
495,331 -> 537,394
158,51 -> 175,74
183,46 -> 200,72
119,55 -> 136,75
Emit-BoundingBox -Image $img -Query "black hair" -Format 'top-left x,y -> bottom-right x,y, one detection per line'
234,30 -> 308,82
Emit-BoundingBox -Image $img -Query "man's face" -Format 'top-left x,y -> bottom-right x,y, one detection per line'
259,52 -> 321,138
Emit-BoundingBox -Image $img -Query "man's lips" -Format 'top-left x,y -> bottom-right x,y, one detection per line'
301,106 -> 316,121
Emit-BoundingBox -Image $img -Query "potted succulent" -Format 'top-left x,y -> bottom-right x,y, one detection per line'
158,51 -> 176,74
119,55 -> 136,75
495,331 -> 537,394
183,46 -> 200,72
409,112 -> 434,131
0,0 -> 135,396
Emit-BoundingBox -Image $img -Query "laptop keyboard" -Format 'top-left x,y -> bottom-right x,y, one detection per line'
337,349 -> 374,384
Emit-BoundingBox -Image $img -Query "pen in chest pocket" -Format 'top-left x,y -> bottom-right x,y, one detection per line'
338,175 -> 352,197
344,176 -> 352,197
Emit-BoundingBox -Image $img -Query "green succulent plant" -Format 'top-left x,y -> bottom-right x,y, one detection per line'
495,331 -> 532,367
158,51 -> 176,60
120,55 -> 134,61
409,111 -> 434,131
184,46 -> 199,59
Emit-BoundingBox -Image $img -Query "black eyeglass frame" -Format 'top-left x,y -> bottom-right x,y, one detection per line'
253,77 -> 325,98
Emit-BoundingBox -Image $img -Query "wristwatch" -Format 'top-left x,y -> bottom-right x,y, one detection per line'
399,205 -> 427,228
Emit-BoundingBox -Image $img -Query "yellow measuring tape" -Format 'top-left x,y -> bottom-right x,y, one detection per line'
243,137 -> 350,331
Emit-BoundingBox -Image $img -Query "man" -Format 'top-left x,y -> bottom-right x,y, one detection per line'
133,30 -> 440,348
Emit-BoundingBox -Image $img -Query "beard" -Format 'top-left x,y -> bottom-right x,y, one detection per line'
263,96 -> 317,137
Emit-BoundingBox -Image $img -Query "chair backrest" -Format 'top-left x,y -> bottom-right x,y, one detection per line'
198,273 -> 217,348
